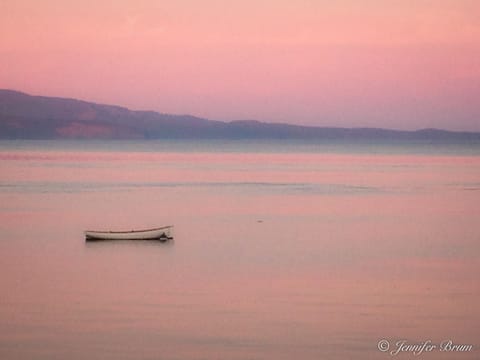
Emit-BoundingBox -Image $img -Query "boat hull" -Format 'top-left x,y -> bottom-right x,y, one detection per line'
85,226 -> 173,241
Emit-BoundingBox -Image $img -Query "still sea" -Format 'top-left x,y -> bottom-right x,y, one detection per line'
0,139 -> 479,359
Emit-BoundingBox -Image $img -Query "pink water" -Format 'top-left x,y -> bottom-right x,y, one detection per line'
0,143 -> 479,359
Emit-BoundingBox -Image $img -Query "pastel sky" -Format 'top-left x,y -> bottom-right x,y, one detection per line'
1,0 -> 479,130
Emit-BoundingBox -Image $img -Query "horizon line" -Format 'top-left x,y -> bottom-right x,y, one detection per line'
1,88 -> 478,134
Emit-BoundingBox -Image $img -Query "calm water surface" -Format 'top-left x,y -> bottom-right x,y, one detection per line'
0,140 -> 479,359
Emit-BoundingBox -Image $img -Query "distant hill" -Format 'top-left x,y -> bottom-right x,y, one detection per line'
1,89 -> 479,142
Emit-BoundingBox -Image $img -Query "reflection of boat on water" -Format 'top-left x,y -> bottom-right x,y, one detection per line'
85,226 -> 173,241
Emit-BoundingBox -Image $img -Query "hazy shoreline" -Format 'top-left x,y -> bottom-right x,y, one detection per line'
2,89 -> 480,141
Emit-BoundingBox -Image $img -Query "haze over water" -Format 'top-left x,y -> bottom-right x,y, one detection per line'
0,140 -> 479,359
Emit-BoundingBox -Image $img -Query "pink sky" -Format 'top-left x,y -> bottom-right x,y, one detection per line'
1,0 -> 479,130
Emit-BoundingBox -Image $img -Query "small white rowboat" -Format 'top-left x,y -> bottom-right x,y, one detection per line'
85,226 -> 173,241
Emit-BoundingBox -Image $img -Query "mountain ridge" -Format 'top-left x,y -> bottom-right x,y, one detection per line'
1,89 -> 479,141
